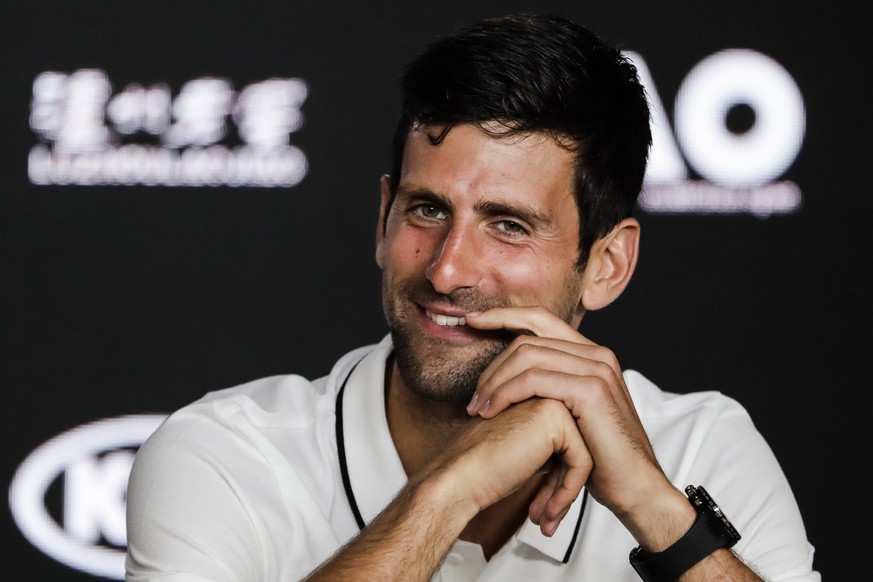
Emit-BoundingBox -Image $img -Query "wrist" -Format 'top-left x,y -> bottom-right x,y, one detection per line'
411,462 -> 481,533
621,484 -> 697,552
629,485 -> 742,582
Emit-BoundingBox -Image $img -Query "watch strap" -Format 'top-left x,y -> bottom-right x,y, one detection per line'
629,486 -> 740,582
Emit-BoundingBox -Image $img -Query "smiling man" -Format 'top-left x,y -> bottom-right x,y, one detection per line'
126,13 -> 819,582
381,124 -> 587,407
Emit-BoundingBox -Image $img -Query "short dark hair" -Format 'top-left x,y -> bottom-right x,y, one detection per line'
387,13 -> 651,268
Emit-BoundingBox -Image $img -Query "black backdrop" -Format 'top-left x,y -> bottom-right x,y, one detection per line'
2,1 -> 867,579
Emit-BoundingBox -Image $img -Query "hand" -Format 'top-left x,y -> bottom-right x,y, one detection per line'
425,396 -> 591,537
464,307 -> 691,547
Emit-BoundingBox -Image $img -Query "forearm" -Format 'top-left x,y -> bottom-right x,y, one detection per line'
303,470 -> 475,582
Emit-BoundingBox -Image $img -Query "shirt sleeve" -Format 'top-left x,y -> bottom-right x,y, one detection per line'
125,407 -> 270,581
125,393 -> 344,582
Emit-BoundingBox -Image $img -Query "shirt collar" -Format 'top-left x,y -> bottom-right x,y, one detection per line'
339,334 -> 586,563
341,335 -> 408,524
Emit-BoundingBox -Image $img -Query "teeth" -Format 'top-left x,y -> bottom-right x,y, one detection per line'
426,310 -> 466,327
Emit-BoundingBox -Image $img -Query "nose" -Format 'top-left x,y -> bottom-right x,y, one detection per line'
425,223 -> 484,295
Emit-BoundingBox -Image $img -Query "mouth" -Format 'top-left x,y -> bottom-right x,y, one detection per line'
424,309 -> 467,327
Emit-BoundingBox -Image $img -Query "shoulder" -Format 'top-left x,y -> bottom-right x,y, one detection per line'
622,369 -> 777,507
148,342 -> 379,444
622,369 -> 762,467
132,342 -> 383,480
129,341 -> 382,511
623,369 -> 758,449
126,342 -> 382,579
624,369 -> 750,421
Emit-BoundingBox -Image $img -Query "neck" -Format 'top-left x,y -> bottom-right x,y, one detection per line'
384,356 -> 543,559
385,357 -> 471,475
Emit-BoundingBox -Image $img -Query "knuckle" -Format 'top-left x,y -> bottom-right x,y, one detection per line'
514,340 -> 549,363
593,360 -> 613,380
510,334 -> 534,351
518,367 -> 547,385
605,352 -> 621,374
515,340 -> 536,354
588,376 -> 612,402
592,345 -> 620,372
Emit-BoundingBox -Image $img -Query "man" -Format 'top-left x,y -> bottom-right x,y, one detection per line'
126,13 -> 819,581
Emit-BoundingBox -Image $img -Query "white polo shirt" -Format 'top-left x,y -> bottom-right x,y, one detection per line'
126,335 -> 819,581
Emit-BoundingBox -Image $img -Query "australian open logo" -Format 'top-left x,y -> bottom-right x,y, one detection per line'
626,49 -> 806,217
8,415 -> 166,579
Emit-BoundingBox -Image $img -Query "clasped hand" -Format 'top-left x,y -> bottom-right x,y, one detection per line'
438,306 -> 669,538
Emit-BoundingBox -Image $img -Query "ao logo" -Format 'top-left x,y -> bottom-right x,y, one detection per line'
9,415 -> 166,579
626,49 -> 806,213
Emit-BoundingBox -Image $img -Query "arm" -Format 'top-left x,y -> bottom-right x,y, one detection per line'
303,469 -> 473,581
465,307 -> 766,581
305,397 -> 590,581
126,374 -> 589,581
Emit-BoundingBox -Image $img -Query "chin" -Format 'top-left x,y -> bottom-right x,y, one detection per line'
389,326 -> 509,406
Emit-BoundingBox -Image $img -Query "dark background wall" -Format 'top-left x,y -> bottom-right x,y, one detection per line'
2,1 -> 866,579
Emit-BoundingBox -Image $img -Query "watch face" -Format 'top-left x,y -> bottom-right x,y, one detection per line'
686,485 -> 741,545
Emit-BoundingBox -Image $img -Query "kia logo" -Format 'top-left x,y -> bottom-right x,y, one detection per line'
8,415 -> 166,579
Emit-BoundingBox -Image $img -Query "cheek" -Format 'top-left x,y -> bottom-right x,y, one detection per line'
490,251 -> 545,295
389,241 -> 418,263
384,229 -> 430,274
491,251 -> 577,304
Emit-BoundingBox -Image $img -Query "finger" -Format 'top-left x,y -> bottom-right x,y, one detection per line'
466,306 -> 595,344
487,339 -> 610,385
530,464 -> 576,537
474,369 -> 593,419
529,460 -> 564,524
540,503 -> 572,537
471,340 -> 616,416
475,368 -> 655,483
535,417 -> 592,536
473,333 -> 604,398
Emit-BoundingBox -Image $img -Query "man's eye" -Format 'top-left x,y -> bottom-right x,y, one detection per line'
414,205 -> 446,220
496,220 -> 527,235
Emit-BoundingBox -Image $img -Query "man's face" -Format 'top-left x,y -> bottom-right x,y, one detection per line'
377,123 -> 586,406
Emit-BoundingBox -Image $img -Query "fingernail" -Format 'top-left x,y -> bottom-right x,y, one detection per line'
545,520 -> 558,537
466,392 -> 479,413
466,311 -> 481,318
479,399 -> 491,416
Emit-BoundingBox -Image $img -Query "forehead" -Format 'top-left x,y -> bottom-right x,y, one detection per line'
398,123 -> 578,216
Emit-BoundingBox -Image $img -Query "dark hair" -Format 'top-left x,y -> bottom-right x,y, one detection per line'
387,13 -> 651,268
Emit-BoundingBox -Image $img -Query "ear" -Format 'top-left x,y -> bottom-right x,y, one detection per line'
580,218 -> 640,311
375,174 -> 392,269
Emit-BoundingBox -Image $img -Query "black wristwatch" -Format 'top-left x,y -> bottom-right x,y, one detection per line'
629,485 -> 741,582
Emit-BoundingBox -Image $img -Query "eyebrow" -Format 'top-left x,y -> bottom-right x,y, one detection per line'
474,199 -> 555,229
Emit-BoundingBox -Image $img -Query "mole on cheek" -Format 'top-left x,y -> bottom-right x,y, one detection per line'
415,248 -> 420,256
